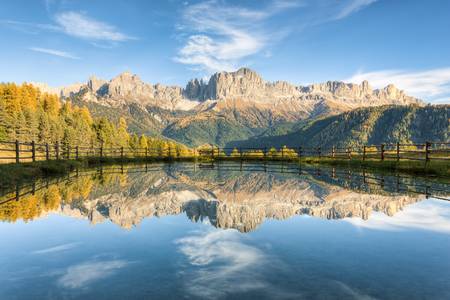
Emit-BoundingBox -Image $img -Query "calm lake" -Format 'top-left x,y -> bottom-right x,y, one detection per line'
0,162 -> 449,299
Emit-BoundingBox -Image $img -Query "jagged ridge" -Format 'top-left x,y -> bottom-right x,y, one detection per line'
33,68 -> 424,147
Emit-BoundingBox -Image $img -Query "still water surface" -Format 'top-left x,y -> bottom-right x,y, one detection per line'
0,162 -> 449,299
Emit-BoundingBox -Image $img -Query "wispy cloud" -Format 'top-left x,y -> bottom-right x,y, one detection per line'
344,199 -> 450,234
0,20 -> 58,34
29,47 -> 80,59
175,2 -> 264,72
175,0 -> 376,73
32,242 -> 79,254
58,259 -> 129,289
174,0 -> 301,73
334,0 -> 377,20
1,11 -> 134,44
346,67 -> 450,103
54,11 -> 135,42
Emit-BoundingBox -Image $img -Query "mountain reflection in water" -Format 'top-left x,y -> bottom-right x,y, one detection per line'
1,162 -> 448,232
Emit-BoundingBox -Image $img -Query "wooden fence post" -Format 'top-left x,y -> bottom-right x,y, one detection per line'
75,146 -> 79,160
396,142 -> 400,161
425,141 -> 430,162
239,148 -> 243,161
45,143 -> 49,161
100,142 -> 103,158
380,144 -> 385,161
362,145 -> 366,161
317,147 -> 321,159
15,140 -> 19,164
332,146 -> 335,158
281,147 -> 284,160
31,140 -> 36,162
55,141 -> 59,160
347,147 -> 351,159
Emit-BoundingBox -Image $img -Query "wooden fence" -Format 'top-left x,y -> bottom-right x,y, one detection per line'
1,163 -> 449,205
198,142 -> 450,162
0,140 -> 449,164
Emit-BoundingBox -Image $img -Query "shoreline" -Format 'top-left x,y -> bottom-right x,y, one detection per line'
0,156 -> 448,189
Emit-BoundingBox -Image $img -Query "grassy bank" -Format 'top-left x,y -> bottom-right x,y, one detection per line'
0,156 -> 197,189
299,157 -> 449,179
205,156 -> 449,179
0,160 -> 84,189
0,156 -> 448,189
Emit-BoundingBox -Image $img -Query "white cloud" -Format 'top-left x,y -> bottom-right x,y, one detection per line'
29,47 -> 80,59
346,68 -> 450,103
334,0 -> 377,20
1,11 -> 134,44
174,0 -> 376,73
54,11 -> 135,42
175,228 -> 299,299
32,242 -> 79,254
344,199 -> 450,234
174,0 -> 297,73
58,259 -> 129,289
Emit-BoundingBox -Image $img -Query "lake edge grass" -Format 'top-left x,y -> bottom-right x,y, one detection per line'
0,156 -> 448,189
0,156 -> 197,189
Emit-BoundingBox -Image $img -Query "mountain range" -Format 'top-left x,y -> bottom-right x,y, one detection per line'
33,68 -> 448,148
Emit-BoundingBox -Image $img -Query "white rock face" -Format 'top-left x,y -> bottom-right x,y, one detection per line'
33,67 -> 422,114
184,68 -> 420,108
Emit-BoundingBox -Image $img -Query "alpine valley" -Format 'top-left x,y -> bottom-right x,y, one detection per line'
34,68 -> 448,148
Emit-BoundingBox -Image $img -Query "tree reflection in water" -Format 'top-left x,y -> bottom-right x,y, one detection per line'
0,162 -> 448,231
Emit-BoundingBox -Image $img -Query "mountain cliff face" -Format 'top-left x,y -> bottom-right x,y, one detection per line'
35,68 -> 423,147
73,72 -> 191,111
185,68 -> 417,107
60,67 -> 420,111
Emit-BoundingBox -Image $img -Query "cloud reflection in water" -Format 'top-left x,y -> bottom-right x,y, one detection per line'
176,227 -> 299,299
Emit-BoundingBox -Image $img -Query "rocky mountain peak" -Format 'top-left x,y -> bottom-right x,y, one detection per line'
36,67 -> 422,116
87,75 -> 107,96
385,84 -> 399,97
106,71 -> 153,98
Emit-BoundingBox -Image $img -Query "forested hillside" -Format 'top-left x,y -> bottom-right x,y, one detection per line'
0,83 -> 188,153
226,105 -> 449,149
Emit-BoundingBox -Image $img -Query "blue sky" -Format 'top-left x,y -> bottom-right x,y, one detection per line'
0,0 -> 449,103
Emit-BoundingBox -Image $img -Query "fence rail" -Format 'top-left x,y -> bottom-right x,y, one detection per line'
0,140 -> 449,164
